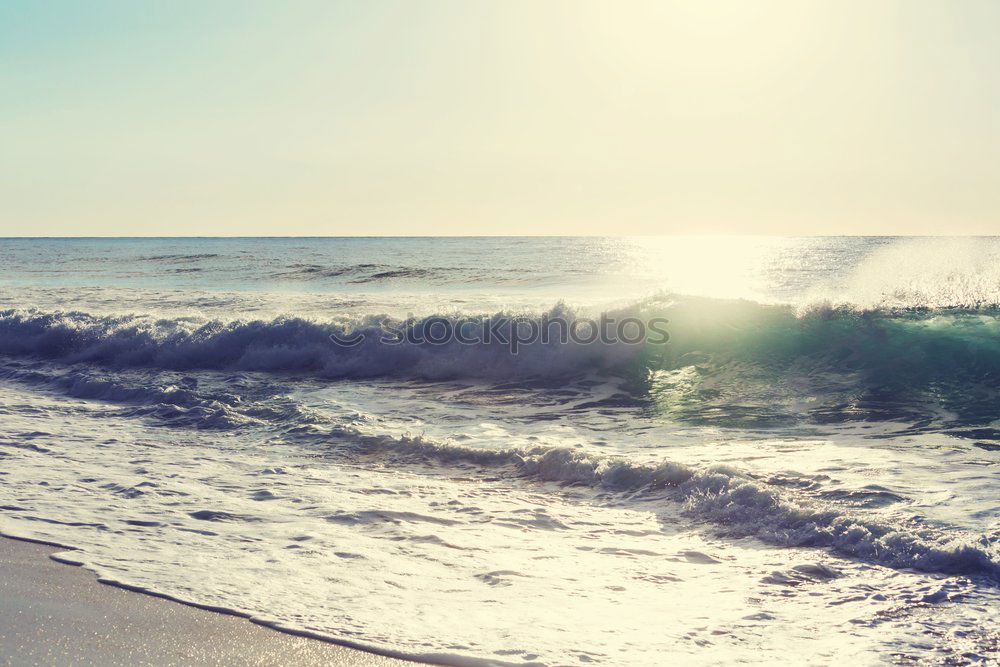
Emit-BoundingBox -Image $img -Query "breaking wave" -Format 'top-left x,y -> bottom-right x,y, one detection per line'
4,291 -> 1000,438
338,428 -> 1000,581
4,296 -> 1000,389
0,306 -> 643,380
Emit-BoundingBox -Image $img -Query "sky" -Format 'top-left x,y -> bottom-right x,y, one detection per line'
2,0 -> 999,236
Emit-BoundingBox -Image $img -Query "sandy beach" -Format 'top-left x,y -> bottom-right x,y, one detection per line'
0,537 -> 412,666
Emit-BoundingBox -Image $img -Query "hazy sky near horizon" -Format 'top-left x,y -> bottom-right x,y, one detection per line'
2,0 -> 999,236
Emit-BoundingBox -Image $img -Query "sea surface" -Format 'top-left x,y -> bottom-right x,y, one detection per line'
0,236 -> 997,665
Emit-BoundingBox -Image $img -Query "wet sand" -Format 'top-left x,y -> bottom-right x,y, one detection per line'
0,536 -> 414,666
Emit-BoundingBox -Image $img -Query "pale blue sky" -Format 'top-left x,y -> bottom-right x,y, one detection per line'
2,0 -> 999,236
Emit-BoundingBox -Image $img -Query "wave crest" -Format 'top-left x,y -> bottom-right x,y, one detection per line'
0,307 -> 645,380
5,296 -> 1000,397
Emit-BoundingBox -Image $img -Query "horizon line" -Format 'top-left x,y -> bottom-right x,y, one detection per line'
1,233 -> 996,240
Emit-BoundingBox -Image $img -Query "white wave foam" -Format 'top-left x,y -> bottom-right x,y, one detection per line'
339,428 -> 1000,580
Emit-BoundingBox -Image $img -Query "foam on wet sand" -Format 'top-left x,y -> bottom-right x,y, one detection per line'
0,537 -> 412,666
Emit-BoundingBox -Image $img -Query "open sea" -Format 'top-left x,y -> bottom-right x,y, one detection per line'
0,236 -> 997,665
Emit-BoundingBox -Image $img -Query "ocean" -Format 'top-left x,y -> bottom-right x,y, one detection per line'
0,236 -> 997,665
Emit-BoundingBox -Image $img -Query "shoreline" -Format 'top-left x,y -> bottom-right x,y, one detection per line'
0,535 -> 416,666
